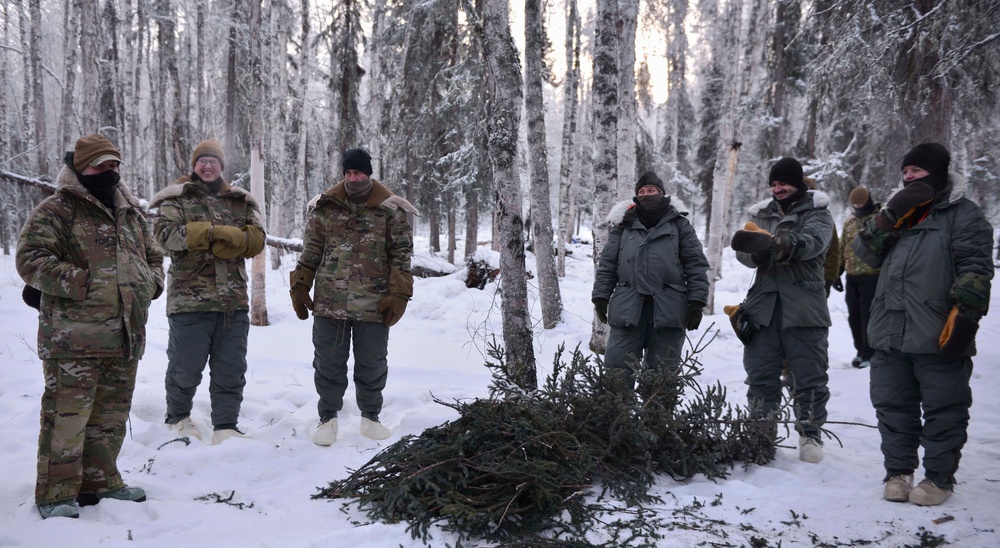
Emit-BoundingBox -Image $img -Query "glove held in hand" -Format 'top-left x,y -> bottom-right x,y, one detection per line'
377,294 -> 409,327
686,301 -> 704,330
186,222 -> 213,251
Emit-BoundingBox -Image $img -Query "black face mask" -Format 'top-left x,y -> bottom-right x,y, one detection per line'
77,170 -> 120,209
632,194 -> 671,229
904,173 -> 947,193
191,173 -> 222,194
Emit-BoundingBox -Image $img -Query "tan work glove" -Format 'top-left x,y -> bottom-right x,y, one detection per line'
186,222 -> 213,251
289,267 -> 315,320
242,226 -> 266,257
377,267 -> 413,327
210,225 -> 249,260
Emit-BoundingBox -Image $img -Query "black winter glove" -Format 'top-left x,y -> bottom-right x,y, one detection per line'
832,277 -> 843,292
731,221 -> 774,255
883,181 -> 934,229
939,306 -> 979,361
593,299 -> 608,324
686,301 -> 704,331
22,285 -> 41,310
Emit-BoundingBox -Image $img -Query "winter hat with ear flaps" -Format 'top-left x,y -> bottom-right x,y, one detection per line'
191,139 -> 225,170
635,171 -> 665,194
768,157 -> 806,190
71,134 -> 122,173
342,148 -> 373,176
901,142 -> 950,191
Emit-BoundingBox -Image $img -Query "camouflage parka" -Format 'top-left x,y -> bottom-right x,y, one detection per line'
16,166 -> 165,360
149,176 -> 265,314
298,179 -> 417,322
853,173 -> 993,355
736,190 -> 834,328
840,207 -> 881,276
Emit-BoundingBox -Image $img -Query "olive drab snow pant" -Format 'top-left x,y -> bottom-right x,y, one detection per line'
36,357 -> 136,504
742,300 -> 830,439
869,348 -> 973,486
164,311 -> 250,428
312,317 -> 390,421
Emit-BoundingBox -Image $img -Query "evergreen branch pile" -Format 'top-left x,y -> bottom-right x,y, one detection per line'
315,335 -> 779,545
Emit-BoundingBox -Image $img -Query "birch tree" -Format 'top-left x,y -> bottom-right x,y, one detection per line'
556,0 -> 581,277
27,0 -> 48,173
616,0 -> 638,199
524,0 -> 561,329
588,0 -> 619,354
466,0 -> 536,390
248,0 -> 269,325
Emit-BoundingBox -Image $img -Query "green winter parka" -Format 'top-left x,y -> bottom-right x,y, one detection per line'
853,173 -> 993,355
736,191 -> 834,328
149,176 -> 265,315
298,179 -> 417,322
16,166 -> 165,360
592,199 -> 710,329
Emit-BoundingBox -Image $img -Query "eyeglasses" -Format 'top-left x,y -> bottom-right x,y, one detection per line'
196,158 -> 220,167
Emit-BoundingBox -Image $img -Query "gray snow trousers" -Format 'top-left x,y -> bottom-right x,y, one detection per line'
165,311 -> 249,428
604,299 -> 685,390
742,299 -> 829,439
312,317 -> 390,421
869,348 -> 972,485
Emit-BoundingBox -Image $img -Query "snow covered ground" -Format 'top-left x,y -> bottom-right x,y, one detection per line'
1,228 -> 999,547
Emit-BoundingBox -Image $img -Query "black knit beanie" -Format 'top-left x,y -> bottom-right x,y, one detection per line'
634,171 -> 665,194
342,148 -> 373,176
901,143 -> 950,192
768,157 -> 806,190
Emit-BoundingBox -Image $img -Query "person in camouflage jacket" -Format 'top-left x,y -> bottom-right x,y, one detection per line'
853,143 -> 993,507
289,148 -> 417,445
839,186 -> 881,368
148,139 -> 265,445
730,157 -> 833,464
16,134 -> 164,519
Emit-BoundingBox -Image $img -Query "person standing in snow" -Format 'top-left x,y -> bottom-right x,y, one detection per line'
840,186 -> 881,369
854,143 -> 993,506
16,134 -> 164,519
591,171 -> 710,392
149,139 -> 266,445
289,148 -> 418,445
729,157 -> 834,464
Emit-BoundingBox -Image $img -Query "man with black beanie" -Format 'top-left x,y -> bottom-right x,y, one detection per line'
290,147 -> 419,445
729,157 -> 834,464
854,142 -> 993,506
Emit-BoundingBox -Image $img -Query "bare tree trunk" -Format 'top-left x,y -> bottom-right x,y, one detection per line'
98,1 -> 120,142
292,0 -> 311,235
447,206 -> 456,264
27,0 -> 49,173
705,0 -> 745,315
615,0 -> 637,199
248,0 -> 269,326
77,0 -> 98,132
225,0 -> 240,180
589,0 -> 619,355
473,0 -> 536,390
556,0 -> 580,277
524,0 -> 562,329
195,2 -> 206,137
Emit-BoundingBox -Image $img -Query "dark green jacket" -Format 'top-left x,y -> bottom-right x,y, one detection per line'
592,199 -> 709,329
736,191 -> 834,328
854,173 -> 993,355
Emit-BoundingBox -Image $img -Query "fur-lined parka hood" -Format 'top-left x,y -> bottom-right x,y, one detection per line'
148,175 -> 260,211
307,178 -> 420,217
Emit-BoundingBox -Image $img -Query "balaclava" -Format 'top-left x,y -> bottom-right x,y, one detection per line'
901,142 -> 950,193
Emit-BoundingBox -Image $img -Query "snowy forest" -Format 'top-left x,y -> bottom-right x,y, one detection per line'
1,0 -> 999,321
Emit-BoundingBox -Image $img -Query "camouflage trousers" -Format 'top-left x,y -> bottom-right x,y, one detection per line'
36,356 -> 137,505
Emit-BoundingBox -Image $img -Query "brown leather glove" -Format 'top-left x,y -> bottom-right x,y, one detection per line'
939,306 -> 979,361
289,267 -> 315,320
186,222 -> 213,251
378,267 -> 414,327
377,294 -> 409,327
